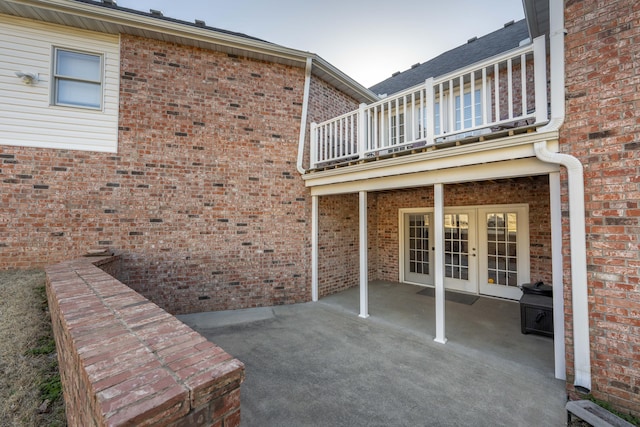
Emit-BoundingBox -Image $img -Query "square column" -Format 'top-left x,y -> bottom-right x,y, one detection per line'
359,191 -> 369,319
434,184 -> 447,344
311,195 -> 319,302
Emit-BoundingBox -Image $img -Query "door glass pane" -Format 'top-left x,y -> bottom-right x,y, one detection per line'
486,212 -> 518,287
408,214 -> 430,275
444,214 -> 469,280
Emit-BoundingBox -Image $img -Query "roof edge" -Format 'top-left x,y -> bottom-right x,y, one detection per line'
4,0 -> 377,103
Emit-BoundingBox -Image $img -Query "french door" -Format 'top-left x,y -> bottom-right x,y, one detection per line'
477,206 -> 529,299
401,205 -> 529,299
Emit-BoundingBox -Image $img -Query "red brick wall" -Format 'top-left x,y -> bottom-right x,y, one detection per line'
564,0 -> 640,415
317,193 -> 359,297
116,35 -> 312,314
46,256 -> 244,426
368,177 -> 551,283
1,34 -> 319,314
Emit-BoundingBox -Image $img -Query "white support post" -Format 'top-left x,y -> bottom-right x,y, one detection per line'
549,172 -> 566,380
359,191 -> 369,319
357,103 -> 367,159
507,59 -> 514,120
425,78 -> 435,145
533,35 -> 548,124
311,195 -> 319,302
434,183 -> 447,344
310,122 -> 317,168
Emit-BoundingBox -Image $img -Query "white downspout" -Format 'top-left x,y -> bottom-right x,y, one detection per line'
296,57 -> 313,175
533,0 -> 591,391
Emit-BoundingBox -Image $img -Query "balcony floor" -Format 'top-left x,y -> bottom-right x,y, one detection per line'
311,119 -> 539,173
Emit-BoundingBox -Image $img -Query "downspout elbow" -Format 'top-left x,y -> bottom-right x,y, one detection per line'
533,141 -> 581,173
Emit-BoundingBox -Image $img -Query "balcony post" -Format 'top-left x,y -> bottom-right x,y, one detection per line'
357,103 -> 367,160
358,190 -> 369,319
533,35 -> 548,124
425,78 -> 435,145
311,194 -> 319,302
434,183 -> 447,344
310,122 -> 318,168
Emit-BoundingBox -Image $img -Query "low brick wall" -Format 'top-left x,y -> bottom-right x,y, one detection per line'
45,256 -> 244,426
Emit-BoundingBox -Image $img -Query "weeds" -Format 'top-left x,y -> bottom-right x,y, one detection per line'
0,270 -> 66,426
585,394 -> 640,426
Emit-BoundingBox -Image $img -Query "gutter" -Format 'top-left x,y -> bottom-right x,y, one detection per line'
531,0 -> 591,391
297,57 -> 313,175
7,0 -> 311,63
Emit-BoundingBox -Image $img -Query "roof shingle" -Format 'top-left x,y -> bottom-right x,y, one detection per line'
369,19 -> 530,96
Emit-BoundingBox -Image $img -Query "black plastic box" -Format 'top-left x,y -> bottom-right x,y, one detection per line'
520,294 -> 554,337
521,281 -> 553,297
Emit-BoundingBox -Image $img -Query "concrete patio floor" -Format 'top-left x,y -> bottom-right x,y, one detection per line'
179,281 -> 567,426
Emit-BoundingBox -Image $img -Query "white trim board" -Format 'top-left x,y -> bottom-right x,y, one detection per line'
309,157 -> 559,196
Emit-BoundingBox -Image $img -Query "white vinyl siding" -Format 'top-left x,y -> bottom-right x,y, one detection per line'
0,15 -> 119,153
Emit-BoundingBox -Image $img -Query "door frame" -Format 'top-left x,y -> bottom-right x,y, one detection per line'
399,203 -> 530,298
477,204 -> 530,299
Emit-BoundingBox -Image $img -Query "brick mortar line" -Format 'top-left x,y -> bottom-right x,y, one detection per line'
69,260 -> 194,415
71,258 -> 242,415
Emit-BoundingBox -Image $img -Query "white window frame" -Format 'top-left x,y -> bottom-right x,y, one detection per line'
390,112 -> 405,145
51,47 -> 104,110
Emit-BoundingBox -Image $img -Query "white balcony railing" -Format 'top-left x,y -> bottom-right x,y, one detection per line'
311,35 -> 548,168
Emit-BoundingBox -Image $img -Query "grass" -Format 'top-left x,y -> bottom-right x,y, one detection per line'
0,270 -> 66,426
584,394 -> 640,426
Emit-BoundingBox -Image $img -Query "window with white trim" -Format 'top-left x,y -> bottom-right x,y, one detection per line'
391,113 -> 405,145
52,48 -> 103,109
455,88 -> 483,131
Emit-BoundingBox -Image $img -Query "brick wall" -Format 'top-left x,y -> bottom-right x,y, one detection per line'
0,33 -> 330,314
370,177 -> 551,283
317,193 -> 359,297
564,0 -> 640,415
46,256 -> 244,426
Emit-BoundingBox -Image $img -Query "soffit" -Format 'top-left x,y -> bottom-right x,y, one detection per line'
522,0 -> 550,39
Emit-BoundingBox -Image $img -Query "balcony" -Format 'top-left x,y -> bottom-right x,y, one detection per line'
310,36 -> 548,171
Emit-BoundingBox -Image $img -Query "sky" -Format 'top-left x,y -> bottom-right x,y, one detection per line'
116,0 -> 525,88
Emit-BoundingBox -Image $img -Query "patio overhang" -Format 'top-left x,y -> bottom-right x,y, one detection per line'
304,131 -> 560,195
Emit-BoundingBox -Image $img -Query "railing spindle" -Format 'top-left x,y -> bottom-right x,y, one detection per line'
494,63 -> 500,122
482,67 -> 488,124
507,58 -> 514,120
471,73 -> 476,127
521,53 -> 527,117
